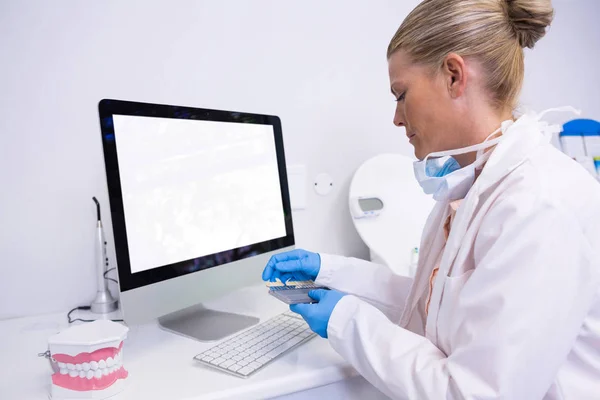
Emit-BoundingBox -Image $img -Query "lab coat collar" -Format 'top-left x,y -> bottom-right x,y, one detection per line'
474,113 -> 550,197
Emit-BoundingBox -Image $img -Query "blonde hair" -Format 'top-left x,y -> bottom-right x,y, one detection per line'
387,0 -> 554,110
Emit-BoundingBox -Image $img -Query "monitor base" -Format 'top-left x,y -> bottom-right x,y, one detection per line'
158,303 -> 259,342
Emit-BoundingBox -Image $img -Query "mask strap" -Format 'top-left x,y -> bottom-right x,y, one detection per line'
425,126 -> 503,163
537,106 -> 581,120
472,146 -> 494,169
475,124 -> 509,158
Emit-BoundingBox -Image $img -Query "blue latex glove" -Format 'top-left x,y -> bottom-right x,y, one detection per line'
262,249 -> 321,284
289,289 -> 346,338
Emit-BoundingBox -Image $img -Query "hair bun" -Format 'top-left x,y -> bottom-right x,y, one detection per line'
505,0 -> 554,48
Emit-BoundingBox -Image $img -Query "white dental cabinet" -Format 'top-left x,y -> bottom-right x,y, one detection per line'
0,285 -> 389,400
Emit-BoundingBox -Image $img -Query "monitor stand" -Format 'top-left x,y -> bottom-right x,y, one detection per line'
158,303 -> 259,342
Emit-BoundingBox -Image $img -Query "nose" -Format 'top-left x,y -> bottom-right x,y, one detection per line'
393,103 -> 405,127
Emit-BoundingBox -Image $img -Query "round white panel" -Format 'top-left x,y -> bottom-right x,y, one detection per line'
349,153 -> 435,276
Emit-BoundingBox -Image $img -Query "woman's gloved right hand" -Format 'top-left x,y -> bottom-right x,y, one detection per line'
262,249 -> 321,284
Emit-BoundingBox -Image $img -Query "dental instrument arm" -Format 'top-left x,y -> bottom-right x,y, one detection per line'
90,197 -> 118,314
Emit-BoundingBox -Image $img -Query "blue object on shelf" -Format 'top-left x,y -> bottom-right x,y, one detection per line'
561,119 -> 600,136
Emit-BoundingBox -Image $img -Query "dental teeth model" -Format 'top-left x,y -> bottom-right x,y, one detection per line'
47,320 -> 129,399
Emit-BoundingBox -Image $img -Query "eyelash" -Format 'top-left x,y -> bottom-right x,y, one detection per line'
395,92 -> 406,102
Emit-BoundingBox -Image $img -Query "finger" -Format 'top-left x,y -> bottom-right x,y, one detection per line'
262,262 -> 274,281
289,303 -> 310,316
275,260 -> 304,273
308,289 -> 327,302
279,272 -> 294,284
270,249 -> 306,263
262,255 -> 281,280
264,252 -> 304,281
269,270 -> 293,283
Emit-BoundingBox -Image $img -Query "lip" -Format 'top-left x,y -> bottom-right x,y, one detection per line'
407,133 -> 416,141
52,366 -> 128,392
53,341 -> 124,364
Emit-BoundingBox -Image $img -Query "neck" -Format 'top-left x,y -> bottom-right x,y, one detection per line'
452,107 -> 513,167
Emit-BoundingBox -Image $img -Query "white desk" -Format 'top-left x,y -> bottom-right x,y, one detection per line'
0,285 -> 388,400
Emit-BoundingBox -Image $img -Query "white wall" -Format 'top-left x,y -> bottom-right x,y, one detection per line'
520,0 -> 600,126
0,0 -> 598,319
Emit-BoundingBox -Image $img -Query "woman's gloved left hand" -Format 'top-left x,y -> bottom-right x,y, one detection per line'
289,289 -> 346,338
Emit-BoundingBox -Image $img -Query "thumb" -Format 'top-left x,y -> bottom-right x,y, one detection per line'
308,289 -> 327,302
290,303 -> 310,316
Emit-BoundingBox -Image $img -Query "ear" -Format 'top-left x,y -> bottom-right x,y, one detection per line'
442,53 -> 467,99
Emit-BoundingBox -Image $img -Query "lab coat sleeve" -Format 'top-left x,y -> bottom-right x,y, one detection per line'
326,193 -> 600,400
315,253 -> 413,322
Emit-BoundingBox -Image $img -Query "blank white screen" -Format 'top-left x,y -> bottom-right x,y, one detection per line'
112,114 -> 287,274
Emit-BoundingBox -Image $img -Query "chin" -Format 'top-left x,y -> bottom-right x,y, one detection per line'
413,146 -> 426,161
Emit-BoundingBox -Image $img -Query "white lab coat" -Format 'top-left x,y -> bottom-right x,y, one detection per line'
315,112 -> 600,399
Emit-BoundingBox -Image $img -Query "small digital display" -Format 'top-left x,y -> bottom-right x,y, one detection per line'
358,198 -> 383,212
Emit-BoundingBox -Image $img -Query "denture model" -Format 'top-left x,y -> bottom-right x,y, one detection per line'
48,320 -> 129,399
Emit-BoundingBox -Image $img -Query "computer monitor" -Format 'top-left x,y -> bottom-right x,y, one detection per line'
98,99 -> 295,341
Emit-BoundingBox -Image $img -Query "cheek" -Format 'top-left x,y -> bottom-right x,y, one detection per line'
409,91 -> 441,139
404,97 -> 426,142
405,97 -> 436,158
404,93 -> 425,133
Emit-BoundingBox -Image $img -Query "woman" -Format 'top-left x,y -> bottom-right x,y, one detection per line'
263,0 -> 600,398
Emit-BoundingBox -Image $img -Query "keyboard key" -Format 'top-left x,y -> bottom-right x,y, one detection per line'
228,364 -> 242,373
288,336 -> 304,346
256,348 -> 269,357
256,356 -> 271,364
220,360 -> 235,369
237,360 -> 249,366
249,361 -> 263,369
266,341 -> 297,359
238,366 -> 255,376
232,355 -> 243,361
210,357 -> 226,366
201,356 -> 214,362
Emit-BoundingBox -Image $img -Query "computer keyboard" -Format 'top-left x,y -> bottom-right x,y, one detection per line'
193,311 -> 316,378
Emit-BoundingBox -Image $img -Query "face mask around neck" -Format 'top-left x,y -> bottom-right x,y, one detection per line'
413,122 -> 510,202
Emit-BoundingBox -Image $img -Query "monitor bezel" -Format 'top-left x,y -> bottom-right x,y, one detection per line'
98,99 -> 295,292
